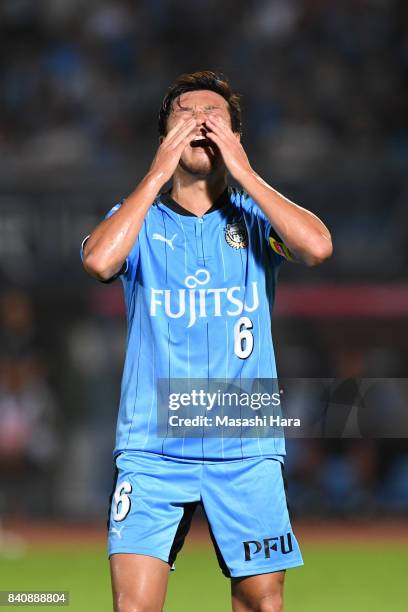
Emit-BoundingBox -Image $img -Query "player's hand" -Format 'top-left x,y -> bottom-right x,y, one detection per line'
148,118 -> 197,187
204,115 -> 252,182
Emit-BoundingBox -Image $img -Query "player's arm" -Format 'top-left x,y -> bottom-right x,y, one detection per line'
236,171 -> 332,266
83,118 -> 197,281
205,115 -> 333,267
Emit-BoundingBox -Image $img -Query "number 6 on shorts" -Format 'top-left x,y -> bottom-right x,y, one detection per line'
112,481 -> 132,521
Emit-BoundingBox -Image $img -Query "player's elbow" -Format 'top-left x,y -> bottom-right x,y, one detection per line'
83,249 -> 117,282
304,235 -> 333,267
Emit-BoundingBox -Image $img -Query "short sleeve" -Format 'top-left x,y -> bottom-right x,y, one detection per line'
80,198 -> 140,283
243,193 -> 295,264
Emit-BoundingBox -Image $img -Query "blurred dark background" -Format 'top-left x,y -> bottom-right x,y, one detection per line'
0,0 -> 407,524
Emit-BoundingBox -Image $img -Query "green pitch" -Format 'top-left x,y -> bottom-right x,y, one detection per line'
0,542 -> 407,611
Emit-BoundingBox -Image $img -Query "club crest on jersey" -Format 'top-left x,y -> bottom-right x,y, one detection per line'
225,221 -> 248,249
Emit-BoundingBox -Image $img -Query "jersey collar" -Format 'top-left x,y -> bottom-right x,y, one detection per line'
158,187 -> 231,217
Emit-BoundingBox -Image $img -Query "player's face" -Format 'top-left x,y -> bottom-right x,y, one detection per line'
166,90 -> 233,177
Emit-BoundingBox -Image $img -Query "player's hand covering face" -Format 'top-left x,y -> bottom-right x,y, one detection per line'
164,90 -> 239,178
149,116 -> 198,184
204,113 -> 251,183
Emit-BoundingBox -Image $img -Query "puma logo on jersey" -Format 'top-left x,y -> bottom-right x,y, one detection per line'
152,233 -> 177,250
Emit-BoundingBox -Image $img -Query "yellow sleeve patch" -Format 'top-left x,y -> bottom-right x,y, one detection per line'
268,237 -> 295,262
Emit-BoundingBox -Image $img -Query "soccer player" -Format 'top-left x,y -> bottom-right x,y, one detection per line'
81,71 -> 332,612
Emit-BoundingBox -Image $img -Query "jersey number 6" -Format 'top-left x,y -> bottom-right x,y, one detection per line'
234,316 -> 254,359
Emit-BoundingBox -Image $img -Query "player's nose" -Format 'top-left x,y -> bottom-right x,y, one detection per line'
193,109 -> 206,124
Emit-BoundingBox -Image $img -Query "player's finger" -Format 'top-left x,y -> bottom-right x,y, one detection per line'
205,116 -> 228,136
162,119 -> 186,140
164,118 -> 196,144
170,117 -> 196,133
169,120 -> 198,149
204,124 -> 229,148
208,113 -> 234,132
205,116 -> 232,139
205,131 -> 223,147
173,129 -> 203,154
165,120 -> 196,149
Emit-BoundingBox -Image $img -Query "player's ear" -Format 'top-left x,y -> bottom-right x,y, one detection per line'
159,135 -> 165,144
234,131 -> 241,142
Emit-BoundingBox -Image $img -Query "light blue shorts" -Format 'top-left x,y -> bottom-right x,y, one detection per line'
107,451 -> 303,577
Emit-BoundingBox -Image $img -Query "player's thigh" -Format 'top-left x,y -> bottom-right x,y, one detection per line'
202,458 -> 303,578
108,452 -> 200,561
110,553 -> 170,612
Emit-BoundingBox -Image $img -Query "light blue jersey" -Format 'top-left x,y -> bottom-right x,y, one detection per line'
83,187 -> 290,461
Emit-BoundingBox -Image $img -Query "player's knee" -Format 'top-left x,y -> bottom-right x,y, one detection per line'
114,593 -> 161,612
236,591 -> 282,612
234,590 -> 283,612
255,592 -> 283,612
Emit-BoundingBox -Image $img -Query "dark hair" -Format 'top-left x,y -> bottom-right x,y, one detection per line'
158,70 -> 242,136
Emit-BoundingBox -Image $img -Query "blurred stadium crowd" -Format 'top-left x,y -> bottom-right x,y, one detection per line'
1,0 -> 407,177
0,0 -> 407,522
